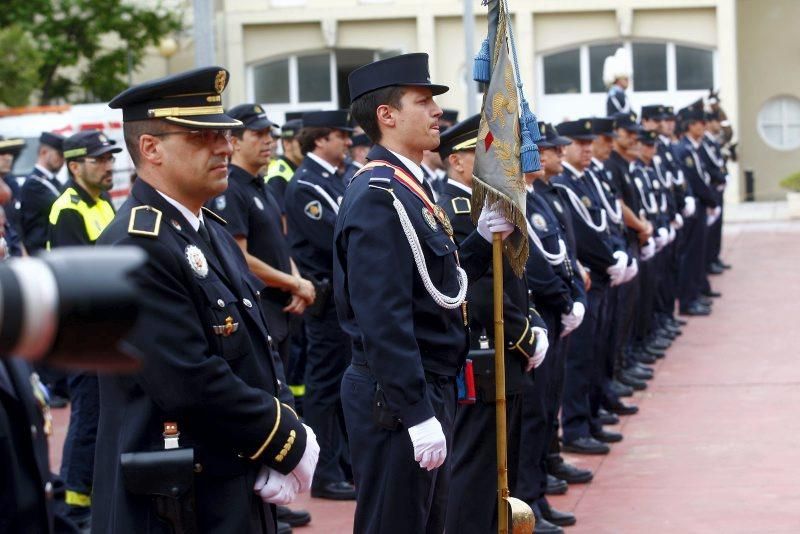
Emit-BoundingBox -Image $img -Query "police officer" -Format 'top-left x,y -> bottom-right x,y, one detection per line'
0,358 -> 79,534
21,132 -> 65,254
94,66 -> 319,533
0,135 -> 27,255
342,132 -> 372,184
437,115 -> 548,534
700,109 -> 728,281
48,130 -> 120,530
552,120 -> 627,454
336,52 -> 514,533
266,118 -> 304,212
283,109 -> 355,500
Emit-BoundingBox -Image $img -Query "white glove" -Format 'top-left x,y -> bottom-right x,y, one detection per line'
606,250 -> 628,286
622,257 -> 639,283
672,213 -> 684,230
706,206 -> 722,226
682,196 -> 696,218
254,467 -> 299,505
477,201 -> 515,243
290,424 -> 319,493
408,417 -> 447,471
667,225 -> 677,243
654,227 -> 669,251
640,237 -> 656,261
560,301 -> 585,338
529,327 -> 549,370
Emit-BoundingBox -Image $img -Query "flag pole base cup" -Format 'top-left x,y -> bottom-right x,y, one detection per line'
505,496 -> 535,534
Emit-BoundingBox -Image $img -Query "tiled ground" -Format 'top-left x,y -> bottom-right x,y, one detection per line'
49,221 -> 800,533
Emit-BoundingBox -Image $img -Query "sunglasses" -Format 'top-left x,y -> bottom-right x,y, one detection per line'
149,129 -> 233,143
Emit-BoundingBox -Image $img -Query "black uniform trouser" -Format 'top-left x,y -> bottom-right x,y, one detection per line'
588,286 -> 612,428
708,194 -> 724,264
657,240 -> 679,319
516,308 -> 565,504
304,300 -> 351,488
561,281 -> 607,443
60,373 -> 99,508
634,257 -> 657,343
446,391 -> 522,534
342,364 -> 456,534
678,212 -> 708,308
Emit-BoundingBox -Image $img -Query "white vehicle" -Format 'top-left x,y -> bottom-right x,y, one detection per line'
0,103 -> 134,207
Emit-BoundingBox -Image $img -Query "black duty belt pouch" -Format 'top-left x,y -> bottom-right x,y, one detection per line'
372,384 -> 402,431
120,448 -> 198,534
305,277 -> 332,318
469,349 -> 497,403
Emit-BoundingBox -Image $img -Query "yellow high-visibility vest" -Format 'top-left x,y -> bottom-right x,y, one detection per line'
47,186 -> 115,247
265,158 -> 295,184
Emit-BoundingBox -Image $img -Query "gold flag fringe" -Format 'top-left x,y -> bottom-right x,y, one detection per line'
470,174 -> 529,278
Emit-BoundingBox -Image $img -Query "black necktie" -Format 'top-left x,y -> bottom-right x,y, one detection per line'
198,219 -> 212,247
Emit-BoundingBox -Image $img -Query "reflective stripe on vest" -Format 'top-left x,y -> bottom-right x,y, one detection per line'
48,187 -> 115,245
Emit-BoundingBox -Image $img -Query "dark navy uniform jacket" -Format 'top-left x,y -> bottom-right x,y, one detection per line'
700,134 -> 727,190
526,183 -> 586,315
94,178 -> 306,534
631,160 -> 669,229
438,180 -> 537,396
0,359 -> 79,534
333,145 -> 492,428
20,166 -> 63,253
284,154 -> 346,282
676,137 -> 719,209
208,164 -> 292,343
656,137 -> 688,212
588,159 -> 628,251
606,85 -> 631,116
552,163 -> 617,281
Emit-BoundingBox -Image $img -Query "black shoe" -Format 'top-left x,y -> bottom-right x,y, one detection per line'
609,379 -> 634,398
623,365 -> 653,381
631,362 -> 654,378
680,303 -> 711,316
698,296 -> 714,306
648,337 -> 671,350
632,350 -> 657,364
674,317 -> 688,326
663,323 -> 682,336
592,428 -> 623,443
607,397 -> 639,416
277,521 -> 292,534
48,394 -> 69,409
276,506 -> 311,527
533,514 -> 564,534
311,481 -> 356,500
655,328 -> 677,340
563,436 -> 610,455
716,260 -> 732,270
548,461 -> 593,484
617,370 -> 647,390
598,408 -> 619,425
707,263 -> 724,275
545,473 -> 568,495
538,497 -> 577,527
702,290 -> 722,298
643,343 -> 666,358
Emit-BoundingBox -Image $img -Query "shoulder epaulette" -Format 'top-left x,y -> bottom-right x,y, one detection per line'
201,206 -> 227,226
367,165 -> 396,186
128,206 -> 162,238
451,197 -> 471,215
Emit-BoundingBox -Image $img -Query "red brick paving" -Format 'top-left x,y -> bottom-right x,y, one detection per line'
48,222 -> 800,532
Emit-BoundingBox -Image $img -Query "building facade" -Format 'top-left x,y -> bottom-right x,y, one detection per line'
136,0 -> 800,202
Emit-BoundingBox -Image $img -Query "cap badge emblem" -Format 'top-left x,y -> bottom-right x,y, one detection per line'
254,105 -> 262,113
584,121 -> 591,130
185,245 -> 208,278
215,70 -> 227,94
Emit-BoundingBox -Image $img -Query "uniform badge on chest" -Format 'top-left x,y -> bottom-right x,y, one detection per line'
531,213 -> 548,231
304,200 -> 322,220
581,196 -> 592,208
185,245 -> 209,278
422,207 -> 438,230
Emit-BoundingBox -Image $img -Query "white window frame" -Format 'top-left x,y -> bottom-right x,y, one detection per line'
757,95 -> 800,151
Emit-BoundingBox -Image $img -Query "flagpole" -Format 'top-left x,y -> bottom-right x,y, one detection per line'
493,231 -> 509,534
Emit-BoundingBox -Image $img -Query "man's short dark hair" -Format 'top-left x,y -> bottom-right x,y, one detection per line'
350,86 -> 406,144
298,127 -> 333,155
123,120 -> 171,167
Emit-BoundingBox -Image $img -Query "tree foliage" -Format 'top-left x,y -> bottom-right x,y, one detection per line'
0,25 -> 44,107
0,0 -> 184,105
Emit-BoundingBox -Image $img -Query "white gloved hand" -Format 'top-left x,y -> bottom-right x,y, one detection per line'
560,301 -> 585,338
672,213 -> 684,230
654,227 -> 669,250
682,196 -> 696,218
667,225 -> 677,243
622,257 -> 639,283
528,327 -> 549,370
706,206 -> 722,226
477,201 -> 515,243
640,237 -> 656,261
254,466 -> 299,505
606,250 -> 628,286
408,417 -> 447,471
289,424 -> 319,493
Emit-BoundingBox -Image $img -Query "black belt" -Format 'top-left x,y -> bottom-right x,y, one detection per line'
351,361 -> 455,386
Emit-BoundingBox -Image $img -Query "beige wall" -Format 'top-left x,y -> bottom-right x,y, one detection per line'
633,8 -> 717,47
736,0 -> 800,200
534,11 -> 618,52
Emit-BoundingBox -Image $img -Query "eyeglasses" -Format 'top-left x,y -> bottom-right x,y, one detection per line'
148,129 -> 233,143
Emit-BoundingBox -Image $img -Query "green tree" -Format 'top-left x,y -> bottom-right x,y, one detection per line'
0,25 -> 43,107
0,0 -> 184,104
